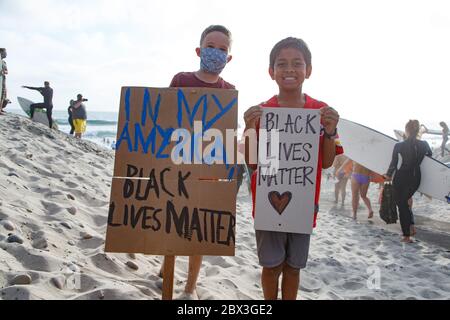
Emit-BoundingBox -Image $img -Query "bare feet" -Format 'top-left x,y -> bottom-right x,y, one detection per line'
368,211 -> 374,219
177,290 -> 199,300
352,214 -> 357,220
401,236 -> 413,243
410,225 -> 417,237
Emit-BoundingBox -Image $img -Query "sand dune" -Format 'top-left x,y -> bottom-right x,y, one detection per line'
0,113 -> 449,300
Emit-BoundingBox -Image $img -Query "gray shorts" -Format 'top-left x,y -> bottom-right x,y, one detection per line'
255,230 -> 311,269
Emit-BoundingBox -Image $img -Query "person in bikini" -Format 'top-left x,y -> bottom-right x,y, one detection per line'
350,161 -> 374,220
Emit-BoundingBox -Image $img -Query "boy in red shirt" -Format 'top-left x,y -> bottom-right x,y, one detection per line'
244,37 -> 343,300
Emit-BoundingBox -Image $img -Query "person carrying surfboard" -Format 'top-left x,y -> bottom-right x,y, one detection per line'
22,81 -> 54,129
384,120 -> 432,243
243,37 -> 343,300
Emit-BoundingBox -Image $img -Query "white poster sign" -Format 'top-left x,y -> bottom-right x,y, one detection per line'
255,108 -> 321,235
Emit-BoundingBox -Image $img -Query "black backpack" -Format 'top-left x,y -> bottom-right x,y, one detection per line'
379,183 -> 398,224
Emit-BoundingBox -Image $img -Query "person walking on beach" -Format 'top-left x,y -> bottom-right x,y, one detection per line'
68,100 -> 75,135
72,94 -> 88,139
0,48 -> 8,115
159,25 -> 235,300
384,120 -> 432,243
22,81 -> 54,128
333,154 -> 352,206
244,37 -> 342,300
350,161 -> 374,220
439,121 -> 449,157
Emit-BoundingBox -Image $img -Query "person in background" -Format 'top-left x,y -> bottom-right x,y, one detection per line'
384,120 -> 432,243
72,94 -> 88,139
439,121 -> 449,157
68,100 -> 75,135
350,161 -> 374,220
22,81 -> 54,128
0,48 -> 8,115
334,154 -> 352,206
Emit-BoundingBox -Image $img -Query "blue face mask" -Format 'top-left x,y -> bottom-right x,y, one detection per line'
200,47 -> 228,74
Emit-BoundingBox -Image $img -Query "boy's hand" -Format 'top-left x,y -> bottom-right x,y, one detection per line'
244,105 -> 263,130
320,106 -> 340,135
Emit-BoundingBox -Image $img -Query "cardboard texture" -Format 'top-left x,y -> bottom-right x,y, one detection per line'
255,108 -> 321,235
105,87 -> 238,256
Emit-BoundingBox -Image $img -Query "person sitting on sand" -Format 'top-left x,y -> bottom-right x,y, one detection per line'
333,154 -> 352,206
439,121 -> 449,158
350,161 -> 374,220
384,120 -> 432,243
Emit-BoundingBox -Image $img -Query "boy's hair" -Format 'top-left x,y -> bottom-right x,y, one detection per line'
270,37 -> 312,69
200,25 -> 232,47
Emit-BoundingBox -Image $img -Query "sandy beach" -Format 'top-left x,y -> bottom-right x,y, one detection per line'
0,113 -> 449,300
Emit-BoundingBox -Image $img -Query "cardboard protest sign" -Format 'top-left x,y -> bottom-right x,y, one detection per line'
105,87 -> 238,256
255,108 -> 321,235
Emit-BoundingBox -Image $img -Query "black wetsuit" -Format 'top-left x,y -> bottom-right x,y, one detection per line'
26,86 -> 54,128
387,138 -> 432,236
68,106 -> 75,135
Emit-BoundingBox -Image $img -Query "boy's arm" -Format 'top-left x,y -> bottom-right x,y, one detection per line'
243,105 -> 263,169
320,106 -> 340,169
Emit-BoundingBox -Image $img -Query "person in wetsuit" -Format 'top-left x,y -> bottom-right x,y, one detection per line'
22,81 -> 54,128
68,100 -> 75,135
439,121 -> 449,157
384,120 -> 432,243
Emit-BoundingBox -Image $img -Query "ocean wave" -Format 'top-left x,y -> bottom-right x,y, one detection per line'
56,119 -> 118,126
79,130 -> 118,138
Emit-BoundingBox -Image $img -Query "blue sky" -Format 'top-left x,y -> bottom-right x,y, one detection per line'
1,0 -> 449,135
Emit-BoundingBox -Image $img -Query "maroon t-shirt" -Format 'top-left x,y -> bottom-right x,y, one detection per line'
170,72 -> 235,89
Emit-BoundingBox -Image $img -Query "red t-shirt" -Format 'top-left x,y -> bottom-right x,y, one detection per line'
250,95 -> 344,228
170,72 -> 235,89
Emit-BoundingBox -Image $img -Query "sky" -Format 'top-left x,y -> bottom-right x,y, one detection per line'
1,0 -> 449,135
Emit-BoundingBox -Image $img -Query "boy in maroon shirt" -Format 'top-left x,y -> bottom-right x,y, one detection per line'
160,25 -> 235,300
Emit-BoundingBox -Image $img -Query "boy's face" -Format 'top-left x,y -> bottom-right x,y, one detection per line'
196,31 -> 232,63
269,47 -> 312,91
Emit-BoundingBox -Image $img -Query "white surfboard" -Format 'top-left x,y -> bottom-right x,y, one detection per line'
338,119 -> 450,203
17,96 -> 58,130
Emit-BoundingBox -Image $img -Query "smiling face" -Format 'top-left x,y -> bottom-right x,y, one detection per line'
269,47 -> 312,92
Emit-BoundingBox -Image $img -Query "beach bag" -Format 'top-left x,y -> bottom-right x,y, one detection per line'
379,183 -> 398,224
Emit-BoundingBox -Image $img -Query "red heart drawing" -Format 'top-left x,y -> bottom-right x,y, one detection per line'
268,191 -> 292,215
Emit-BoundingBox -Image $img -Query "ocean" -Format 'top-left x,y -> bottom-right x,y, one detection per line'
8,108 -> 446,152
